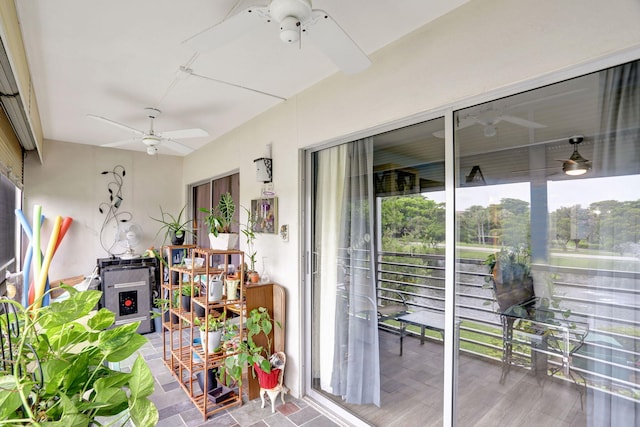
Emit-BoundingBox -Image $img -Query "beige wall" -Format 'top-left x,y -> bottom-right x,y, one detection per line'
23,139 -> 184,280
25,0 -> 640,400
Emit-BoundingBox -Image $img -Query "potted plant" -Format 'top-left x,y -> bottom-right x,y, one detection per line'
241,206 -> 260,283
484,246 -> 534,313
199,192 -> 238,250
0,286 -> 158,426
225,276 -> 241,300
152,296 -> 170,331
171,289 -> 181,324
222,307 -> 282,388
195,313 -> 225,353
150,204 -> 192,245
180,284 -> 200,314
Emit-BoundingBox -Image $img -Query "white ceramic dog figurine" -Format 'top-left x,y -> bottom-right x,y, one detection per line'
260,351 -> 288,413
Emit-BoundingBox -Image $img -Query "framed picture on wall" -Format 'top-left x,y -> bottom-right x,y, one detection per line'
251,197 -> 278,234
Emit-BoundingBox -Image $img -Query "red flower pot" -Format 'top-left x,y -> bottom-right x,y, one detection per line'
254,363 -> 281,389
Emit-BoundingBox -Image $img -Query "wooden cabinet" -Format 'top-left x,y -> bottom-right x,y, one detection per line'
161,246 -> 245,420
245,282 -> 286,400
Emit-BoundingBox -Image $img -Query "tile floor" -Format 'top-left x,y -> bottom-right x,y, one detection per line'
131,331 -> 344,427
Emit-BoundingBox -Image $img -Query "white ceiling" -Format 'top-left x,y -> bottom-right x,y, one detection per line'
15,0 -> 471,156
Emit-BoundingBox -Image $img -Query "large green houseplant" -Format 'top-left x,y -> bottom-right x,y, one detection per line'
0,286 -> 158,426
150,204 -> 192,245
200,192 -> 238,249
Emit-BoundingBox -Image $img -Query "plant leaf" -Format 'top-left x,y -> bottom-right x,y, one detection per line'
129,397 -> 159,427
97,322 -> 142,357
87,308 -> 115,331
91,387 -> 128,416
105,333 -> 147,363
0,376 -> 25,419
129,356 -> 155,400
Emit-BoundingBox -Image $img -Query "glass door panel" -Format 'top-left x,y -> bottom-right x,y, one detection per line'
309,117 -> 446,424
454,60 -> 640,426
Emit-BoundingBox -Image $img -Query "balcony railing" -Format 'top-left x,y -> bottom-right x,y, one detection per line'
376,250 -> 640,403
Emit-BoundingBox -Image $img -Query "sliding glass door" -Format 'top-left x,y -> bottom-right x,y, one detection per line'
454,60 -> 640,426
308,118 -> 447,425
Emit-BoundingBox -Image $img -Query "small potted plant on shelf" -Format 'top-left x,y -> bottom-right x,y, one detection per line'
180,285 -> 200,314
171,289 -> 181,324
200,192 -> 238,250
150,204 -> 193,245
195,313 -> 226,353
152,296 -> 170,331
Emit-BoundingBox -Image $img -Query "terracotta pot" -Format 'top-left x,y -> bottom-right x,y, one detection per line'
249,271 -> 260,283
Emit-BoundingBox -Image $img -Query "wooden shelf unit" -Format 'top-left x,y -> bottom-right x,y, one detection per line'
160,246 -> 245,420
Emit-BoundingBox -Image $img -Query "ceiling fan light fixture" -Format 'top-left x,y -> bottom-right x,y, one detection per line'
279,16 -> 300,43
562,135 -> 590,176
483,124 -> 497,137
146,145 -> 158,155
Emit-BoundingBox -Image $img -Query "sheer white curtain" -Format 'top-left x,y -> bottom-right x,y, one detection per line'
313,138 -> 380,406
588,60 -> 640,427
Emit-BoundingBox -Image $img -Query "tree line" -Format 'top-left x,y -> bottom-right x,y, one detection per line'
381,195 -> 640,254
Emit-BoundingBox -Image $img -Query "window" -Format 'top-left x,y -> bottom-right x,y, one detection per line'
0,172 -> 17,285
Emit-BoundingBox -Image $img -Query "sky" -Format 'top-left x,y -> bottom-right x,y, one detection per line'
425,174 -> 640,212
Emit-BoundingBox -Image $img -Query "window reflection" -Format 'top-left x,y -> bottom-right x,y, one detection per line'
455,60 -> 640,425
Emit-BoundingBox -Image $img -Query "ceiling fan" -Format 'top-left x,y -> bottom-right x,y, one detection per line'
183,0 -> 371,74
433,109 -> 546,138
509,135 -> 592,177
557,135 -> 591,176
88,108 -> 208,155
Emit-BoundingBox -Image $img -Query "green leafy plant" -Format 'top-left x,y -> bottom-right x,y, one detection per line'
484,246 -> 535,313
181,285 -> 200,297
150,204 -> 192,244
199,192 -> 235,237
222,307 -> 281,386
194,313 -> 225,332
0,286 -> 158,426
241,206 -> 259,272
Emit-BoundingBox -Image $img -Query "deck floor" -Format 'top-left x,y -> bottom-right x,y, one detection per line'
324,329 -> 600,426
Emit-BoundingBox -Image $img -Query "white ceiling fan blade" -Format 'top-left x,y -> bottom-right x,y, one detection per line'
499,115 -> 546,129
87,114 -> 145,135
162,138 -> 194,155
182,6 -> 269,52
161,128 -> 209,139
304,10 -> 371,74
101,137 -> 139,148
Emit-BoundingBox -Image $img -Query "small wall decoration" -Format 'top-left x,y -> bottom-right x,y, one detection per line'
251,197 -> 278,234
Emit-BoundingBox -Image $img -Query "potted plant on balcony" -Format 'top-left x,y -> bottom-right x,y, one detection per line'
200,192 -> 238,250
150,204 -> 192,245
222,307 -> 282,388
484,246 -> 534,313
0,287 -> 158,426
195,313 -> 225,354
